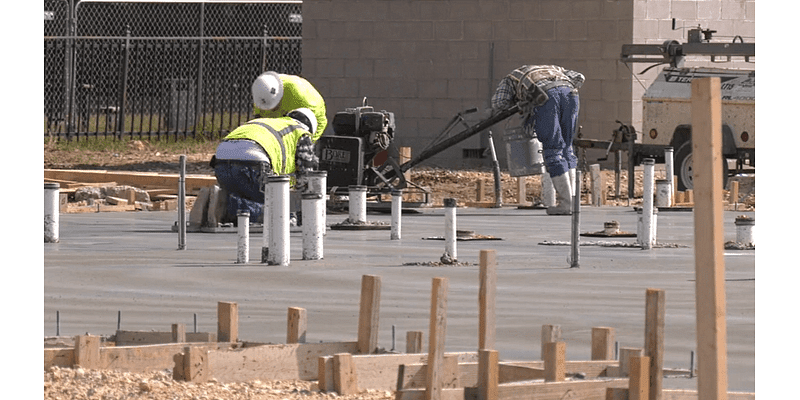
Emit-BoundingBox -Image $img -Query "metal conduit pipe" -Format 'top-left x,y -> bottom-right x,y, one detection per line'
640,159 -> 656,249
443,198 -> 457,262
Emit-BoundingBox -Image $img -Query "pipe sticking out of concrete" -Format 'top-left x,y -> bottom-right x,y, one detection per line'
261,173 -> 271,263
178,155 -> 187,250
45,182 -> 60,243
306,171 -> 328,235
655,179 -> 672,208
443,198 -> 457,262
302,193 -> 324,260
349,185 -> 367,223
735,216 -> 755,246
640,159 -> 656,249
637,208 -> 658,247
237,210 -> 250,264
570,170 -> 581,268
664,147 -> 674,206
391,189 -> 402,240
268,175 -> 291,266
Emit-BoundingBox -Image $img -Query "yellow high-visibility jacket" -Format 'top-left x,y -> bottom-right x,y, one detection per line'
253,74 -> 327,142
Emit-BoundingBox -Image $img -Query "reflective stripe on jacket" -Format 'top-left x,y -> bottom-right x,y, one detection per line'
222,117 -> 310,175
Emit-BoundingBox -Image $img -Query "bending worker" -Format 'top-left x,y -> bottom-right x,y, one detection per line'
491,65 -> 584,215
252,71 -> 328,141
210,108 -> 319,224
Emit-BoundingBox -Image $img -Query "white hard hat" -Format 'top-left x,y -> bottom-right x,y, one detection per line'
252,71 -> 283,111
287,107 -> 317,135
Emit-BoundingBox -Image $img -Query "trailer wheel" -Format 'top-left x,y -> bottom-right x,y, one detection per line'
674,141 -> 728,191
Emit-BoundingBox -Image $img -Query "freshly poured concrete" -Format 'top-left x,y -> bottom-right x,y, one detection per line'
44,205 -> 755,392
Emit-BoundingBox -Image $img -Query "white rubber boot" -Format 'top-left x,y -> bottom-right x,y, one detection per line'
546,173 -> 573,215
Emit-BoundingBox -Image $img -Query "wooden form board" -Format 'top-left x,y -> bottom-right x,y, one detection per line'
44,339 -> 231,372
396,378 -> 630,400
44,169 -> 217,195
184,341 -> 359,383
690,77 -> 729,399
114,330 -> 216,346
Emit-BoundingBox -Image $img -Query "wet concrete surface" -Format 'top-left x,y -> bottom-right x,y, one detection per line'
44,204 -> 755,392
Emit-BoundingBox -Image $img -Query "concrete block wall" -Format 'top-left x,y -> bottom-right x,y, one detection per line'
301,0 -> 754,170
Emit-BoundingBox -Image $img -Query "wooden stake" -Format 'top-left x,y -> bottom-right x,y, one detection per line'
591,327 -> 615,360
357,275 -> 382,354
730,180 -> 739,210
478,349 -> 499,400
172,323 -> 186,343
541,324 -> 561,360
407,331 -> 424,353
218,301 -> 238,343
74,335 -> 100,369
476,179 -> 486,202
630,356 -> 651,400
333,353 -> 358,395
543,341 -> 566,382
591,164 -> 602,206
516,177 -> 529,205
645,289 -> 665,400
426,277 -> 448,400
619,347 -> 644,377
691,76 -> 729,399
287,307 -> 307,344
478,250 -> 497,350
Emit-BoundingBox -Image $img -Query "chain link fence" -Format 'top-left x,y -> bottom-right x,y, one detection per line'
44,0 -> 303,141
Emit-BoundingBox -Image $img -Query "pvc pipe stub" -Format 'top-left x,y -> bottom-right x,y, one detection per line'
45,182 -> 60,190
268,175 -> 291,183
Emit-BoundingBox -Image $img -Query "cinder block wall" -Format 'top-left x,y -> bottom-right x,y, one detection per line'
301,0 -> 754,170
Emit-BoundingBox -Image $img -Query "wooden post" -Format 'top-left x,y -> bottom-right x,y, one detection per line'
685,189 -> 693,204
287,307 -> 307,344
476,179 -> 486,202
729,180 -> 739,210
184,346 -> 209,382
630,356 -> 651,400
590,164 -> 602,205
543,341 -> 566,382
478,349 -> 499,400
357,275 -> 382,354
691,76 -> 728,399
645,288 -> 665,400
74,335 -> 101,369
541,324 -> 561,360
479,250 -> 497,350
172,323 -> 186,343
516,177 -> 529,205
218,301 -> 238,343
591,327 -> 615,360
318,356 -> 334,392
619,347 -> 644,377
399,147 -> 413,201
333,353 -> 358,395
426,277 -> 448,400
406,331 -> 424,353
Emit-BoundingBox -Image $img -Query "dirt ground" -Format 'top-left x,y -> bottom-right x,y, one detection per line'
44,140 -> 755,209
42,140 -> 754,399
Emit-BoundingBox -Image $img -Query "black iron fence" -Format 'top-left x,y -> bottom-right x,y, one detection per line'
44,0 -> 303,141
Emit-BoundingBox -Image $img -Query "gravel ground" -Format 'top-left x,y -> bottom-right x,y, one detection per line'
44,367 -> 394,400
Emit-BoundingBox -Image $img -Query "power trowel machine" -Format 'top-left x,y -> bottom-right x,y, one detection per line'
316,98 -> 545,208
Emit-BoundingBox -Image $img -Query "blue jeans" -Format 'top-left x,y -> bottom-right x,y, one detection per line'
527,86 -> 579,177
214,161 -> 270,223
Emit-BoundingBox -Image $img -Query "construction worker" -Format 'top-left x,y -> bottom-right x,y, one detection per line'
252,71 -> 328,141
491,65 -> 584,215
210,108 -> 319,224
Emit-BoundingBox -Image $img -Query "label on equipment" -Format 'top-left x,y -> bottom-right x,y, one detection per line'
322,148 -> 350,164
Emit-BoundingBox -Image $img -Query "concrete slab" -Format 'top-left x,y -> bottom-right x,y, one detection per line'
43,205 -> 755,392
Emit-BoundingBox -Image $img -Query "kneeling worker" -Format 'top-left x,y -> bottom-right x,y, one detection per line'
210,107 -> 319,224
